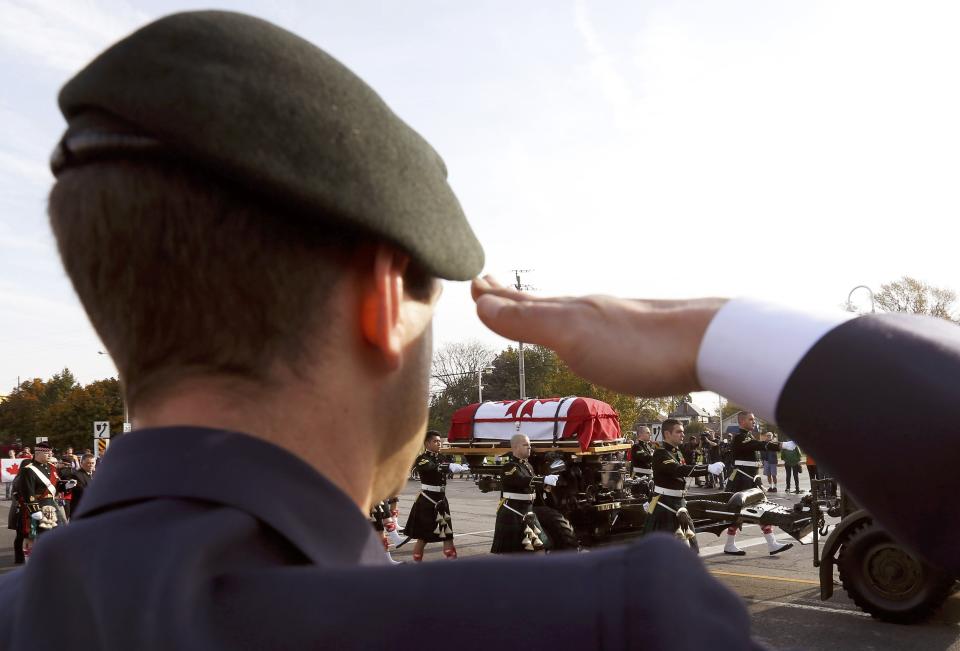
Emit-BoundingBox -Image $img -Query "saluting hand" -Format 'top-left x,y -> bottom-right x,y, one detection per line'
472,275 -> 727,397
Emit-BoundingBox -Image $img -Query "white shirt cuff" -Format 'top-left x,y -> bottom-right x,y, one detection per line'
695,298 -> 855,423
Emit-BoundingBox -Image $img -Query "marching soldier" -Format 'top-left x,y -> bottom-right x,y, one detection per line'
630,426 -> 654,479
403,431 -> 469,561
19,443 -> 73,552
369,499 -> 402,564
643,420 -> 725,552
490,434 -> 557,554
722,412 -> 796,555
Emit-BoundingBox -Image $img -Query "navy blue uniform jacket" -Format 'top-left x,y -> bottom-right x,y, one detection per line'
0,427 -> 759,650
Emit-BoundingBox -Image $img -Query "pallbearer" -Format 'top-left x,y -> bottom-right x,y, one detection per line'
644,419 -> 725,553
723,412 -> 796,555
631,426 -> 655,478
491,434 -> 557,553
403,431 -> 468,561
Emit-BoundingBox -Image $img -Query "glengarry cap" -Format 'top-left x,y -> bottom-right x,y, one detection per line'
53,11 -> 484,281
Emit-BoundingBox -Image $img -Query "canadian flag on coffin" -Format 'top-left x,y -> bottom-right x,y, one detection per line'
448,396 -> 621,451
1,459 -> 21,484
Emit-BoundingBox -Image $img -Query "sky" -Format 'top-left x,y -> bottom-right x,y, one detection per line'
2,1 -> 960,413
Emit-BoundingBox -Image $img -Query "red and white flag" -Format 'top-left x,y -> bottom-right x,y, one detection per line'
1,459 -> 21,483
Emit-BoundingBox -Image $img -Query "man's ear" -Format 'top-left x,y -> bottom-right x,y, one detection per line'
360,246 -> 408,368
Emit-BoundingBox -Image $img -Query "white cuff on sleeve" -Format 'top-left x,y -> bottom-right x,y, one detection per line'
696,298 -> 854,423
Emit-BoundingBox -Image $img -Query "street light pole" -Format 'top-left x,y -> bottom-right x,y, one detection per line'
477,365 -> 494,402
847,285 -> 876,313
98,351 -> 129,429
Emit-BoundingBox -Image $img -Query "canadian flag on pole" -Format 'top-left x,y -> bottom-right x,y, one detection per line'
1,459 -> 21,484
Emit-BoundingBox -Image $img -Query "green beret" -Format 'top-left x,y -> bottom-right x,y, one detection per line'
54,10 -> 483,281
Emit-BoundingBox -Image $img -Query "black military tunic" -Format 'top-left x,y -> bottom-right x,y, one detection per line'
643,442 -> 710,552
19,459 -> 61,540
630,440 -> 654,477
403,451 -> 453,541
724,429 -> 781,492
490,454 -> 545,553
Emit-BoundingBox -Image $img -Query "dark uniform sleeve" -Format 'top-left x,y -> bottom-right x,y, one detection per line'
631,444 -> 653,467
775,313 -> 960,574
500,461 -> 532,493
415,454 -> 438,473
652,450 -> 708,480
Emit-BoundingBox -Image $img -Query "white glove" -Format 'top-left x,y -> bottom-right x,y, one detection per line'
31,511 -> 44,521
781,441 -> 797,451
64,479 -> 78,490
448,463 -> 469,473
543,475 -> 559,486
708,462 -> 726,476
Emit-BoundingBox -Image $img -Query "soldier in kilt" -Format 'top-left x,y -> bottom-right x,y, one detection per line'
643,420 -> 724,553
722,412 -> 797,556
404,431 -> 469,561
491,434 -> 557,554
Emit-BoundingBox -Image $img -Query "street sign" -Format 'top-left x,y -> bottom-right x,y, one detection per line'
94,421 -> 110,439
123,422 -> 132,433
35,436 -> 48,444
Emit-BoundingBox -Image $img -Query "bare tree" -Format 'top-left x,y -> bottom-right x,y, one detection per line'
874,276 -> 958,322
430,341 -> 497,394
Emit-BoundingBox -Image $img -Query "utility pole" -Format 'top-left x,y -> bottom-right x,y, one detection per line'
512,269 -> 533,399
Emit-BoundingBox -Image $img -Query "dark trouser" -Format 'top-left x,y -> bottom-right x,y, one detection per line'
807,465 -> 819,480
784,465 -> 800,490
13,531 -> 23,564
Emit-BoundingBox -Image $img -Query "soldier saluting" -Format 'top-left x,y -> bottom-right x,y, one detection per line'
722,412 -> 796,555
643,419 -> 725,552
403,431 -> 469,561
630,426 -> 655,478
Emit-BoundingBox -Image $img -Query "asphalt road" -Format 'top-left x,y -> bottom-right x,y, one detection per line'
386,474 -> 960,651
1,474 -> 957,650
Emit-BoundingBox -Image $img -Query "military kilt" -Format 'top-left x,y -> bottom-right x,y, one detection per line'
642,494 -> 699,553
490,500 -> 545,554
725,466 -> 759,493
403,489 -> 453,542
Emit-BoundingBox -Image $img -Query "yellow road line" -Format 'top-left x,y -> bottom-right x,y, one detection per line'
710,570 -> 820,585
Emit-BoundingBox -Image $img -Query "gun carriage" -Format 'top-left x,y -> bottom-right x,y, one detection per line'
807,479 -> 958,623
444,397 -> 814,549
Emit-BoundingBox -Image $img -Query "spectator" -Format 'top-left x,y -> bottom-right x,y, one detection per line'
63,454 -> 96,517
781,442 -> 802,493
4,450 -> 15,500
17,447 -> 32,459
62,447 -> 80,471
762,432 -> 779,493
806,453 -> 819,480
7,458 -> 32,564
701,431 -> 721,488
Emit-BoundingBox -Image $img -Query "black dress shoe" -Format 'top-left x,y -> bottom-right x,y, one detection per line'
724,549 -> 747,556
769,543 -> 794,555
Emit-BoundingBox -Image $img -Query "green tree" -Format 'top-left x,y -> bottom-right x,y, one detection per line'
684,420 -> 705,435
42,368 -> 79,407
0,378 -> 46,444
41,378 -> 123,450
634,397 -> 671,426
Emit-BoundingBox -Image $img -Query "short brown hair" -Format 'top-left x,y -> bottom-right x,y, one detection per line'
49,160 -> 431,410
661,419 -> 682,435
